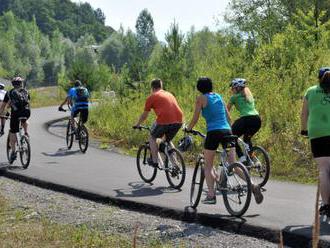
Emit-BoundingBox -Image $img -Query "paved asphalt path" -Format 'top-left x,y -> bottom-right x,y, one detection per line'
0,106 -> 329,246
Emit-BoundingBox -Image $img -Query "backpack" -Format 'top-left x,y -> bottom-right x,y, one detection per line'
75,86 -> 89,102
9,88 -> 29,111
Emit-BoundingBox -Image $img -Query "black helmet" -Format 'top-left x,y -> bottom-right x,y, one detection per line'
178,136 -> 193,152
75,80 -> 82,87
0,83 -> 4,90
12,77 -> 23,87
319,67 -> 330,79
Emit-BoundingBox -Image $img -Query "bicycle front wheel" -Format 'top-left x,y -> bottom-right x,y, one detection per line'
136,144 -> 157,183
66,121 -> 74,149
222,162 -> 252,217
165,148 -> 186,189
190,156 -> 205,209
249,146 -> 270,187
19,135 -> 31,169
78,125 -> 89,153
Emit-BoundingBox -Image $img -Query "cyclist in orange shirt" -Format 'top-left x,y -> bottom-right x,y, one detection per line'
134,79 -> 183,168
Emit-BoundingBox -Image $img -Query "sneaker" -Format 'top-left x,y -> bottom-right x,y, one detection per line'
9,151 -> 17,163
147,158 -> 158,168
252,185 -> 264,204
319,204 -> 330,216
202,195 -> 216,205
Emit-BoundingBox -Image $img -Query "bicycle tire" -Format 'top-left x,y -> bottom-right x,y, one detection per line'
66,120 -> 74,149
164,148 -> 186,189
136,144 -> 157,183
249,146 -> 270,187
19,135 -> 31,169
222,162 -> 252,217
6,135 -> 14,164
190,156 -> 205,209
78,125 -> 89,153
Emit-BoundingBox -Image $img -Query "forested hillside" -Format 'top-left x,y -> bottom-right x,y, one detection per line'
0,0 -> 113,42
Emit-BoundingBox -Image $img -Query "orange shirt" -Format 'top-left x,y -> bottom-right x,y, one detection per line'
144,90 -> 183,125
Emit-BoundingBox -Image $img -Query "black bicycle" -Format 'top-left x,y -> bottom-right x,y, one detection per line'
133,126 -> 186,189
59,107 -> 89,153
187,129 -> 252,217
1,116 -> 31,168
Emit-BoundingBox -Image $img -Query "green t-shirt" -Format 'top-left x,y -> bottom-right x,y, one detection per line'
305,85 -> 330,139
230,93 -> 259,117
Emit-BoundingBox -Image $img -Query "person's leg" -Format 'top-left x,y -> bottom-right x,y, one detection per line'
315,157 -> 330,205
149,124 -> 165,165
0,117 -> 4,135
232,118 -> 245,158
203,149 -> 217,198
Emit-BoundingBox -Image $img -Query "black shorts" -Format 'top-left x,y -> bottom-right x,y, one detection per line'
10,109 -> 31,133
311,136 -> 330,158
204,129 -> 232,150
232,115 -> 261,137
72,108 -> 88,124
151,123 -> 182,141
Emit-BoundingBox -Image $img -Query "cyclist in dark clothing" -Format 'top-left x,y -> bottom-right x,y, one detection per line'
0,77 -> 31,162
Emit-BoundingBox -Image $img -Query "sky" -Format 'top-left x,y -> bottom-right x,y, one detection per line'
71,0 -> 230,40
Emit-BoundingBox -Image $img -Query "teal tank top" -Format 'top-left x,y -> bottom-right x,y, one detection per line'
202,93 -> 231,132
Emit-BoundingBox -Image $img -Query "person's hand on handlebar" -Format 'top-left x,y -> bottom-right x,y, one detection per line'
58,106 -> 66,112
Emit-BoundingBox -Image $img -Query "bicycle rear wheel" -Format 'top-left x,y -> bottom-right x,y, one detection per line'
165,148 -> 186,189
249,146 -> 270,187
190,156 -> 205,209
19,135 -> 31,169
78,125 -> 89,153
66,121 -> 74,149
6,135 -> 14,164
222,162 -> 252,217
136,144 -> 157,183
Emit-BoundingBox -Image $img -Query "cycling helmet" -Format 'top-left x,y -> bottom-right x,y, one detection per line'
178,136 -> 193,152
319,67 -> 330,79
230,78 -> 246,88
75,80 -> 82,87
12,77 -> 23,87
0,83 -> 4,89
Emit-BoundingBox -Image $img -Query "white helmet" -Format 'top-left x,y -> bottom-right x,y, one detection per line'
230,78 -> 246,88
0,83 -> 4,89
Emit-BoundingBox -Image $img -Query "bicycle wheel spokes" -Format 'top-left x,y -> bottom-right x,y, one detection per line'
66,121 -> 74,149
190,156 -> 205,209
249,146 -> 270,187
136,144 -> 157,183
222,162 -> 252,217
19,136 -> 31,169
78,125 -> 89,153
165,148 -> 186,189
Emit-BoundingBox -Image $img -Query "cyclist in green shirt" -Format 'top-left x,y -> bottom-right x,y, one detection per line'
227,78 -> 261,162
301,67 -> 330,217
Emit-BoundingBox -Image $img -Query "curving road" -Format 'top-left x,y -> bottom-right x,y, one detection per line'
0,106 -> 329,247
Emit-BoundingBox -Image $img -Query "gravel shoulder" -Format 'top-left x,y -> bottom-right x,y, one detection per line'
0,177 -> 277,247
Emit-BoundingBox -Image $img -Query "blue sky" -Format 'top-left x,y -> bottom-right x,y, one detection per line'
71,0 -> 230,40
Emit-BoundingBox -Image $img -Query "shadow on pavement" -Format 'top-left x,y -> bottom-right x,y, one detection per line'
41,148 -> 80,157
114,181 -> 180,198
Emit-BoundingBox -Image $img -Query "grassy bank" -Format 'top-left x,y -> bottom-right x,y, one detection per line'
29,86 -> 66,108
0,193 -> 175,248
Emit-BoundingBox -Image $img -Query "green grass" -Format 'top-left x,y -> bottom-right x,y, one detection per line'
0,194 -> 178,248
29,86 -> 66,108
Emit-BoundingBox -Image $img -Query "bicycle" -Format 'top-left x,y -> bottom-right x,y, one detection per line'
59,107 -> 89,153
187,129 -> 252,217
236,138 -> 270,188
133,125 -> 186,189
1,116 -> 31,168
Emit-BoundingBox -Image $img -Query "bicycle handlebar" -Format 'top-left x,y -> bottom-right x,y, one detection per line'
184,128 -> 206,139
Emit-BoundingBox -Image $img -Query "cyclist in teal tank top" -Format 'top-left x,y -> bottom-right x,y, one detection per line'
186,77 -> 233,204
301,67 -> 330,217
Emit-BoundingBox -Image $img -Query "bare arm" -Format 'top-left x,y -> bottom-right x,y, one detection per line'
187,96 -> 203,130
0,101 -> 8,115
300,97 -> 308,131
135,111 -> 149,127
225,105 -> 232,124
59,96 -> 69,108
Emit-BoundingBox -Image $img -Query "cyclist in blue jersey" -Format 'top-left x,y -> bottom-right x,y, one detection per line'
59,80 -> 89,126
